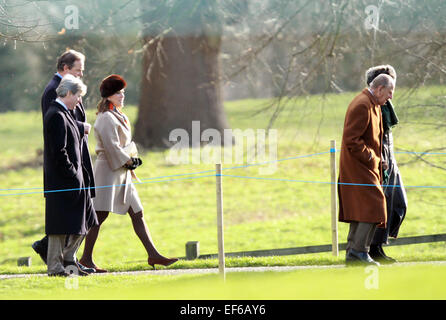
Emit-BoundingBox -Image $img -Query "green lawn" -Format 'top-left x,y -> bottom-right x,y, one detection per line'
1,264 -> 446,300
0,85 -> 445,284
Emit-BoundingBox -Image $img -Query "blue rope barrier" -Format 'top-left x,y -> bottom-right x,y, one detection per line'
0,151 -> 329,192
0,169 -> 218,192
0,149 -> 444,196
220,174 -> 446,189
0,174 -> 215,197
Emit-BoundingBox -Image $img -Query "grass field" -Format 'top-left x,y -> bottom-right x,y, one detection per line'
0,85 -> 445,299
1,263 -> 446,300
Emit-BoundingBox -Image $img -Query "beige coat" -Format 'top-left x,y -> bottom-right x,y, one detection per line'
338,88 -> 387,227
92,110 -> 143,215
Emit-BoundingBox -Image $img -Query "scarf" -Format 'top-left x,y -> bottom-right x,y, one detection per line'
109,102 -> 128,125
381,100 -> 399,132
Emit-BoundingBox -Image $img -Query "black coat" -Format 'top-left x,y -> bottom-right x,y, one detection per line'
382,130 -> 408,238
41,74 -> 96,198
43,101 -> 88,235
372,102 -> 408,245
41,74 -> 98,231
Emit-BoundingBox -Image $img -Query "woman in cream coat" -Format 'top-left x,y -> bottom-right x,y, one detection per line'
79,75 -> 177,271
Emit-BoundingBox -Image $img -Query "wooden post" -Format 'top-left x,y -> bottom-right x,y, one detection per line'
216,163 -> 226,280
330,140 -> 339,256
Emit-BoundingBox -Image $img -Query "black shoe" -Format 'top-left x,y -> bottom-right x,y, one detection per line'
48,271 -> 70,277
32,240 -> 47,265
379,246 -> 397,263
346,249 -> 380,266
370,244 -> 397,264
345,249 -> 359,264
63,260 -> 90,276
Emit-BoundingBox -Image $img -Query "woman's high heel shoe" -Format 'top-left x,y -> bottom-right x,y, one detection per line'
148,257 -> 178,270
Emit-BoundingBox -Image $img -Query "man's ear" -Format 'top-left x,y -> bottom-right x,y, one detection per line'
376,85 -> 384,94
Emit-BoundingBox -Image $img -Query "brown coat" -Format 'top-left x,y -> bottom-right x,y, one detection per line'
338,88 -> 387,227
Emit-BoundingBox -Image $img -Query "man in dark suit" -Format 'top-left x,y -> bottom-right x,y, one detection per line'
43,75 -> 91,276
33,50 -> 97,273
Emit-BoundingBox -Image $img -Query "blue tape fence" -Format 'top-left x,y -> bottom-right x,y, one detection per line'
0,149 -> 445,197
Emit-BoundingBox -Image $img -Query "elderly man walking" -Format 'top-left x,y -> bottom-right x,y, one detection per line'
43,75 -> 90,277
338,73 -> 396,266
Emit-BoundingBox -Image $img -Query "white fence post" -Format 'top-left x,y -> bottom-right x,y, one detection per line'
216,163 -> 226,280
330,140 -> 339,256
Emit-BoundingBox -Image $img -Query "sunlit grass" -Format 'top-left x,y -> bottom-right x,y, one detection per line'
1,264 -> 446,300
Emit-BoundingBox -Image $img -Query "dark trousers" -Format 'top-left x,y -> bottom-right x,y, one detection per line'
371,225 -> 389,246
346,222 -> 378,253
39,190 -> 96,261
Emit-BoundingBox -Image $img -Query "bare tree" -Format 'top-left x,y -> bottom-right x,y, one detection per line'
1,0 -> 445,163
0,0 -> 60,43
133,0 -> 247,148
219,0 -> 445,157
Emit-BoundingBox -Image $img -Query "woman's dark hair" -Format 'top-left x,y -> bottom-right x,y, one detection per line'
96,98 -> 110,114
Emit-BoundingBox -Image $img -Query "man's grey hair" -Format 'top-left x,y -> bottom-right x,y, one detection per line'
56,74 -> 87,97
370,73 -> 395,90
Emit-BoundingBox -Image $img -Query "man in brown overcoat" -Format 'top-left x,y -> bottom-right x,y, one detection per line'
338,73 -> 396,266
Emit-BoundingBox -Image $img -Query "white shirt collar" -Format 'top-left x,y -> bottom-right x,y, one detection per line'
55,98 -> 69,111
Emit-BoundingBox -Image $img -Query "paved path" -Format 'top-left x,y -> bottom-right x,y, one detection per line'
1,261 -> 445,280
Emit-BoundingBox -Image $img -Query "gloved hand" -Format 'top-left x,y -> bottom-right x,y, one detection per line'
123,157 -> 143,170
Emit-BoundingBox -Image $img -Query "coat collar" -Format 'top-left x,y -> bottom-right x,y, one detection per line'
52,100 -> 81,140
362,88 -> 380,106
75,100 -> 86,119
109,109 -> 130,131
52,74 -> 62,84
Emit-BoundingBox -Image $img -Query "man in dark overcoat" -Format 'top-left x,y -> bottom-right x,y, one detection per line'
338,73 -> 396,266
32,50 -> 97,271
43,75 -> 91,276
364,65 -> 407,264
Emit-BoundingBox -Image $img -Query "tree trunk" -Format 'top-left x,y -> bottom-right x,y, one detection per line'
134,34 -> 231,149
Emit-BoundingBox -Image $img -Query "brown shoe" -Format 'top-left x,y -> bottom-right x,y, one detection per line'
92,266 -> 108,273
148,257 -> 178,270
78,260 -> 108,273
